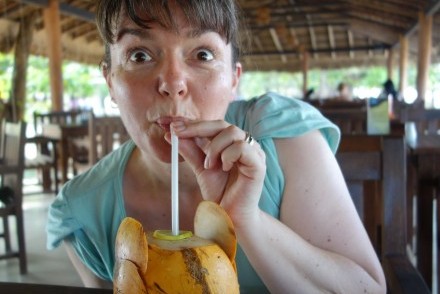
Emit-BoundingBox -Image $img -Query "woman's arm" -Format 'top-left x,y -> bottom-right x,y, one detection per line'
64,241 -> 113,289
235,130 -> 386,293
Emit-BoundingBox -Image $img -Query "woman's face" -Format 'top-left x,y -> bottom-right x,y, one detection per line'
104,5 -> 242,162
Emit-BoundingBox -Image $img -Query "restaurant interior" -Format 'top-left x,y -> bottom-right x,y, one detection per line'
0,0 -> 440,293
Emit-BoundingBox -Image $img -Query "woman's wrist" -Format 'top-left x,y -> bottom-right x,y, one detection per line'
230,207 -> 264,236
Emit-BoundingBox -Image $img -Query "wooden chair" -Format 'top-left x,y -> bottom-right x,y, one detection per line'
316,98 -> 368,111
69,113 -> 129,174
0,120 -> 27,274
25,110 -> 91,192
24,130 -> 59,193
398,107 -> 440,135
88,114 -> 129,164
398,105 -> 440,287
322,109 -> 367,134
336,134 -> 429,293
32,110 -> 89,133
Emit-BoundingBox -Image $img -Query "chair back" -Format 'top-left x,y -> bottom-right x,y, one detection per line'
323,109 -> 367,134
412,109 -> 440,135
0,120 -> 27,274
88,114 -> 129,164
33,110 -> 90,135
0,120 -> 26,200
399,107 -> 440,135
336,134 -> 429,293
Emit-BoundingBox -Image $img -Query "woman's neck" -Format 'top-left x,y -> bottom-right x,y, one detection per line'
126,146 -> 199,197
123,146 -> 202,231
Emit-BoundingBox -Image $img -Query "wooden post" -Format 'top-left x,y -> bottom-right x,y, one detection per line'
10,13 -> 36,122
387,49 -> 393,81
302,47 -> 309,98
43,0 -> 63,111
399,35 -> 409,95
416,12 -> 432,103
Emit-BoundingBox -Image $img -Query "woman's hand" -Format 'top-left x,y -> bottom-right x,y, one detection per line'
168,120 -> 266,224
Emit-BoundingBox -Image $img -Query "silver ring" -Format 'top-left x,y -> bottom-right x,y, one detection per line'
244,132 -> 255,146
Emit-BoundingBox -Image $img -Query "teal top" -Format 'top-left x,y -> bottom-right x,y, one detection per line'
46,92 -> 340,293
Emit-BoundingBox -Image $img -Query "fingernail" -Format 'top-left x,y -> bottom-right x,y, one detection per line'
171,121 -> 186,132
204,156 -> 210,169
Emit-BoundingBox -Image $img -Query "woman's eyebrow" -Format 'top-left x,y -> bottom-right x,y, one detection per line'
116,28 -> 151,42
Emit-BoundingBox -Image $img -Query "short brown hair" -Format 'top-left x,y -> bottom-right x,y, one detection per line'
96,0 -> 245,67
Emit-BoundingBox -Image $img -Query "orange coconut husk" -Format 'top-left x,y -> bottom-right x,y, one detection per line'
114,201 -> 239,294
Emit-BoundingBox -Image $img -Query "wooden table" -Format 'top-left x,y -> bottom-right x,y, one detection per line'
0,282 -> 112,294
406,134 -> 440,290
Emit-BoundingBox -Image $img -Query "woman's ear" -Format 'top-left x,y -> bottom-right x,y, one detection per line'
231,62 -> 242,95
101,61 -> 112,89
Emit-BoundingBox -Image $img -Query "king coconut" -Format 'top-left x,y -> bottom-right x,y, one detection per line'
113,200 -> 240,293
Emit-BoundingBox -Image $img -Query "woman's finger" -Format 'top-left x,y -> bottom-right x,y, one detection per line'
164,132 -> 205,175
221,140 -> 266,177
171,120 -> 230,139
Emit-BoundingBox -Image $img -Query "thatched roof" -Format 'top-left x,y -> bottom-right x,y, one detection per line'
1,0 -> 439,72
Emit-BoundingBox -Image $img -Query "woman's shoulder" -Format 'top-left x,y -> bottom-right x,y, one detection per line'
227,92 -> 312,118
62,140 -> 135,201
226,92 -> 340,152
47,140 -> 134,250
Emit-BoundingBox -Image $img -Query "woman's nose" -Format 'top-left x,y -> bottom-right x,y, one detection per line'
157,59 -> 188,98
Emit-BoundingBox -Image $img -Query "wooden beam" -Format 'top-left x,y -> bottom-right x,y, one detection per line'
17,0 -> 94,22
328,25 -> 336,59
387,49 -> 393,80
347,30 -> 354,59
426,0 -> 440,16
289,28 -> 298,47
398,35 -> 408,94
11,12 -> 36,121
43,0 -> 63,111
349,19 -> 401,44
269,28 -> 287,63
307,16 -> 318,59
400,0 -> 440,42
252,36 -> 269,62
18,0 -> 48,5
301,47 -> 309,97
246,44 -> 390,56
59,2 -> 94,23
416,12 -> 432,102
243,54 -> 390,72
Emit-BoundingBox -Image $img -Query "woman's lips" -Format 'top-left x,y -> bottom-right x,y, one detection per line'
155,117 -> 186,131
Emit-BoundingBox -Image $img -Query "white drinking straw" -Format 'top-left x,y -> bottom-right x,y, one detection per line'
171,131 -> 179,236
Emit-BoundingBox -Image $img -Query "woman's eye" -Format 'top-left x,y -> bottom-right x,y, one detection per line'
196,49 -> 214,61
129,50 -> 152,63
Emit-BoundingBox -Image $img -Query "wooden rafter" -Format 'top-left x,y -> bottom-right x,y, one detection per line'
0,0 -> 438,72
327,25 -> 336,59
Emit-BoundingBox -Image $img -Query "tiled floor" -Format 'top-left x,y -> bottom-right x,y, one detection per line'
0,176 -> 83,286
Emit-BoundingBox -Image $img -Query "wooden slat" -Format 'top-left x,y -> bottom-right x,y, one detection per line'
335,134 -> 430,293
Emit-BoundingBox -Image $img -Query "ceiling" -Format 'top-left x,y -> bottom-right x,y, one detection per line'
0,0 -> 439,72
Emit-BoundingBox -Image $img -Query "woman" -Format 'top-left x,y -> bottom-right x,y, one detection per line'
47,0 -> 386,293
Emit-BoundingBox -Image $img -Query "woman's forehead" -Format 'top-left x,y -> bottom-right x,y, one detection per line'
115,8 -> 220,42
114,1 -> 231,41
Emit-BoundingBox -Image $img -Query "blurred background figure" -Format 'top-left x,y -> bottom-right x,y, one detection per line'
336,82 -> 353,101
379,79 -> 398,101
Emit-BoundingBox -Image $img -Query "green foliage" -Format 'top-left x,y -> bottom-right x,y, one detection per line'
0,53 -> 108,122
1,52 -> 439,116
63,62 -> 106,99
238,71 -> 303,98
0,53 -> 13,101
